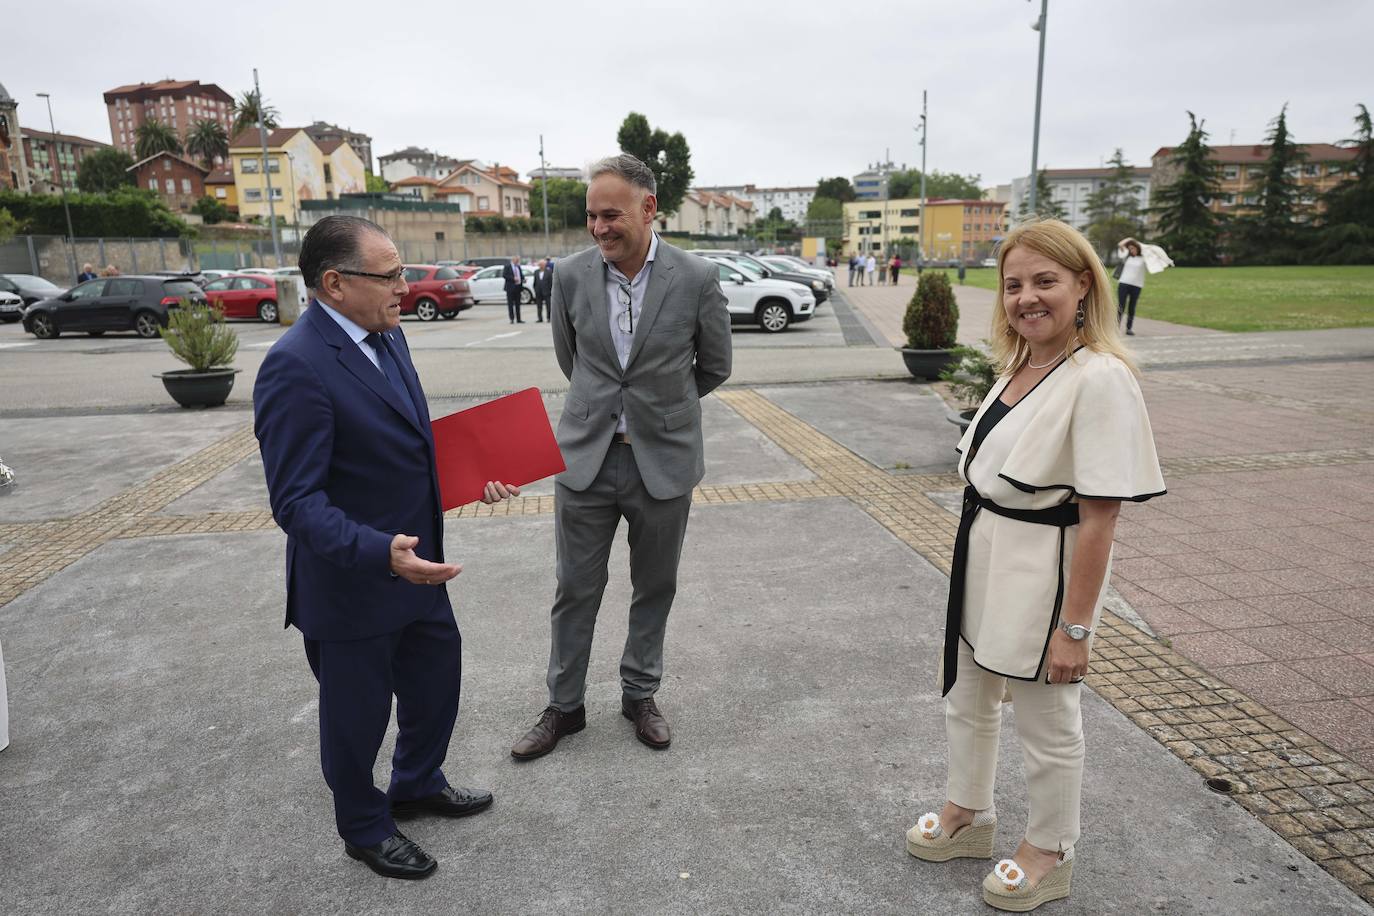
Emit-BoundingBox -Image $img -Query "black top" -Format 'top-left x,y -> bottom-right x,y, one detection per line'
970,396 -> 1012,454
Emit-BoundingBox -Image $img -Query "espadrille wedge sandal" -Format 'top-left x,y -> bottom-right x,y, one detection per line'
905,806 -> 997,862
981,847 -> 1074,912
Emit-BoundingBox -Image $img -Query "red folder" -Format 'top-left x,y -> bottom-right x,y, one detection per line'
430,388 -> 566,510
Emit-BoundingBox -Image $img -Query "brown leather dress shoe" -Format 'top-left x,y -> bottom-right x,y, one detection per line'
510,705 -> 586,760
621,695 -> 671,749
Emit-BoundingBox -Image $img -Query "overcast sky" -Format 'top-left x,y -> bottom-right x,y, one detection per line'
6,0 -> 1372,190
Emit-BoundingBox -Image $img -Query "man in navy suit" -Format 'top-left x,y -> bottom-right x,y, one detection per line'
502,255 -> 525,324
254,215 -> 518,880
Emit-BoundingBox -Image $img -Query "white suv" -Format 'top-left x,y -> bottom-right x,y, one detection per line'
705,257 -> 814,332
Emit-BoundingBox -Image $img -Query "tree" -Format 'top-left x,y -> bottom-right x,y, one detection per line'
192,195 -> 230,225
1245,103 -> 1307,247
815,177 -> 856,202
231,89 -> 279,137
1018,170 -> 1067,221
0,207 -> 18,243
615,112 -> 693,215
530,177 -> 589,229
1083,149 -> 1144,256
1322,103 -> 1374,230
1151,111 -> 1223,265
889,169 -> 983,201
185,119 -> 229,169
806,196 -> 842,222
135,119 -> 182,159
365,172 -> 389,193
76,148 -> 136,193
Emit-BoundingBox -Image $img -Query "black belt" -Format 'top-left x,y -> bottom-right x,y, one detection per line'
612,432 -> 630,445
941,486 -> 1079,697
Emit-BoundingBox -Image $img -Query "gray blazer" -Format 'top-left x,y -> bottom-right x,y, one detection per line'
550,239 -> 732,499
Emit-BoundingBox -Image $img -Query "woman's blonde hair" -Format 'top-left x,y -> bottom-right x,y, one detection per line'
989,218 -> 1136,375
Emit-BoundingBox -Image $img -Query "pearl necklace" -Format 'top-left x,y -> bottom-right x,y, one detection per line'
1027,354 -> 1059,370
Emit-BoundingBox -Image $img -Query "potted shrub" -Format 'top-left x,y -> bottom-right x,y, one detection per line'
156,300 -> 241,408
939,342 -> 999,432
900,270 -> 959,379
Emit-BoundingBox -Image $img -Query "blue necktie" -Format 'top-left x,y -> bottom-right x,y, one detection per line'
365,332 -> 418,426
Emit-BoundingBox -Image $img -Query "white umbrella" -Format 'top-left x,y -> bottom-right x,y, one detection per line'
1117,237 -> 1174,274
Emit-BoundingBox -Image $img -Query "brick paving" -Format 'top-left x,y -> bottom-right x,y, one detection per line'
3,366 -> 1374,903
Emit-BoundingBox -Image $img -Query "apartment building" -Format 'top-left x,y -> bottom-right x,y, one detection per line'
843,198 -> 1006,260
228,127 -> 366,223
697,184 -> 816,223
659,190 -> 754,236
433,162 -> 530,217
103,79 -> 235,162
1149,142 -> 1357,219
22,129 -> 110,194
304,122 -> 374,175
378,147 -> 460,184
1009,167 -> 1153,228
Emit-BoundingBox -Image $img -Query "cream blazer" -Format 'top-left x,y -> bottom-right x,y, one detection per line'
953,349 -> 1165,682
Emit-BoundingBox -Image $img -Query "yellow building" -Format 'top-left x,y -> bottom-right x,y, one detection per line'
227,127 -> 366,223
204,166 -> 237,210
843,197 -> 1006,261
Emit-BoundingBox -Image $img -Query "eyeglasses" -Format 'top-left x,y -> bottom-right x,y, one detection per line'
616,282 -> 634,334
337,267 -> 406,285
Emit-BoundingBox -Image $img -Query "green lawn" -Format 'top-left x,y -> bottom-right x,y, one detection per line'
936,265 -> 1374,332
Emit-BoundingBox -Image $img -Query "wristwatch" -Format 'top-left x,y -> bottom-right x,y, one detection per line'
1059,621 -> 1093,641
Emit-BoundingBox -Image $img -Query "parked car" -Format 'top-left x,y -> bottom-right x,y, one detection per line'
238,267 -> 276,276
980,257 -> 998,268
465,264 -> 535,305
0,289 -> 23,323
400,265 -> 475,320
462,256 -> 520,270
0,273 -> 66,307
21,275 -> 207,339
758,255 -> 835,291
198,270 -> 232,284
703,257 -> 814,332
435,261 -> 481,279
690,249 -> 829,304
203,273 -> 280,322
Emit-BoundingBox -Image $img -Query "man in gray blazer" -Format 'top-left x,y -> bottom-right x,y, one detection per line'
511,153 -> 732,759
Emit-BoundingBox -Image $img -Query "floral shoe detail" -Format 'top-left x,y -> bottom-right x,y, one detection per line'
905,806 -> 996,862
982,847 -> 1074,912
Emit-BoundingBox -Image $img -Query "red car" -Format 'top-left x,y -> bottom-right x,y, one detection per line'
401,265 -> 474,320
203,273 -> 279,322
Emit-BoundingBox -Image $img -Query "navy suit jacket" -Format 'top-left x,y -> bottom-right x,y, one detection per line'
253,302 -> 449,641
502,262 -> 524,293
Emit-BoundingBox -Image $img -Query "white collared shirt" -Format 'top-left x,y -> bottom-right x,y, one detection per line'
315,298 -> 383,373
603,233 -> 659,434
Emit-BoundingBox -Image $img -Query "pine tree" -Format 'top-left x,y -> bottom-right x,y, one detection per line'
1322,103 -> 1374,229
1152,112 -> 1223,266
1018,170 -> 1066,221
1255,104 -> 1306,234
1084,149 -> 1145,255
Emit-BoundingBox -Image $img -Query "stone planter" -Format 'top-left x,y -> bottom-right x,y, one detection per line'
947,407 -> 978,433
899,347 -> 957,380
158,368 -> 241,408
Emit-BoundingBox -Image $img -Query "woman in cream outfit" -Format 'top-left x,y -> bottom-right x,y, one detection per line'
907,219 -> 1164,911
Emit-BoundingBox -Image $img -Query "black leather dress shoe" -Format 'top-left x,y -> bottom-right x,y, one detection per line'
622,696 -> 671,749
344,831 -> 437,880
511,704 -> 586,760
391,786 -> 494,819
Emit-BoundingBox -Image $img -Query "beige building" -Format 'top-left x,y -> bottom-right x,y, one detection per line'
433,162 -> 530,216
228,127 -> 366,223
843,197 -> 1007,260
660,190 -> 755,236
1150,142 -> 1357,221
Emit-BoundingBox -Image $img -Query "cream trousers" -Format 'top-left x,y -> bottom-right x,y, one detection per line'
944,642 -> 1083,851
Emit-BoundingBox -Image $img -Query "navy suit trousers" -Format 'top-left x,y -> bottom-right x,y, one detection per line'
304,606 -> 461,847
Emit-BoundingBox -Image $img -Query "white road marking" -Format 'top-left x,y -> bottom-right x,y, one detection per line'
0,341 -> 35,349
464,331 -> 522,348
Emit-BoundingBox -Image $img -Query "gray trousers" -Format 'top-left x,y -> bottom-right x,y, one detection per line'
547,442 -> 692,711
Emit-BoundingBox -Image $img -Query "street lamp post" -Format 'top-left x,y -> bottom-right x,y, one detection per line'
538,134 -> 550,255
36,92 -> 77,279
1026,0 -> 1049,215
253,68 -> 284,268
916,90 -> 927,274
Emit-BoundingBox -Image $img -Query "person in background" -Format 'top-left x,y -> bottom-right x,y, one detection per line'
889,254 -> 902,286
864,253 -> 876,286
848,253 -> 859,287
1115,240 -> 1147,336
534,258 -> 555,323
101,264 -> 120,277
502,256 -> 525,324
77,263 -> 98,283
878,257 -> 888,285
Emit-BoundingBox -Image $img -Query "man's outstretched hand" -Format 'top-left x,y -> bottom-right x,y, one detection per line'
390,534 -> 461,585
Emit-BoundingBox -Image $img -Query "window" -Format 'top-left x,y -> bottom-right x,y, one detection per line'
108,279 -> 142,297
323,163 -> 333,184
241,158 -> 259,174
899,224 -> 918,233
477,195 -> 489,210
267,158 -> 280,173
434,232 -> 446,242
148,178 -> 158,190
899,208 -> 917,217
165,178 -> 175,193
435,267 -> 458,279
1246,166 -> 1263,178
860,210 -> 881,219
1223,165 -> 1239,180
162,158 -> 172,171
215,188 -> 226,199
69,281 -> 107,300
244,188 -> 263,201
181,178 -> 192,194
1303,163 -> 1321,177
205,279 -> 234,291
270,187 -> 283,200
403,267 -> 428,283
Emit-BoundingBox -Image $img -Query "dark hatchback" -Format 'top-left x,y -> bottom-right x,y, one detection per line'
0,273 -> 66,308
22,275 -> 208,339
